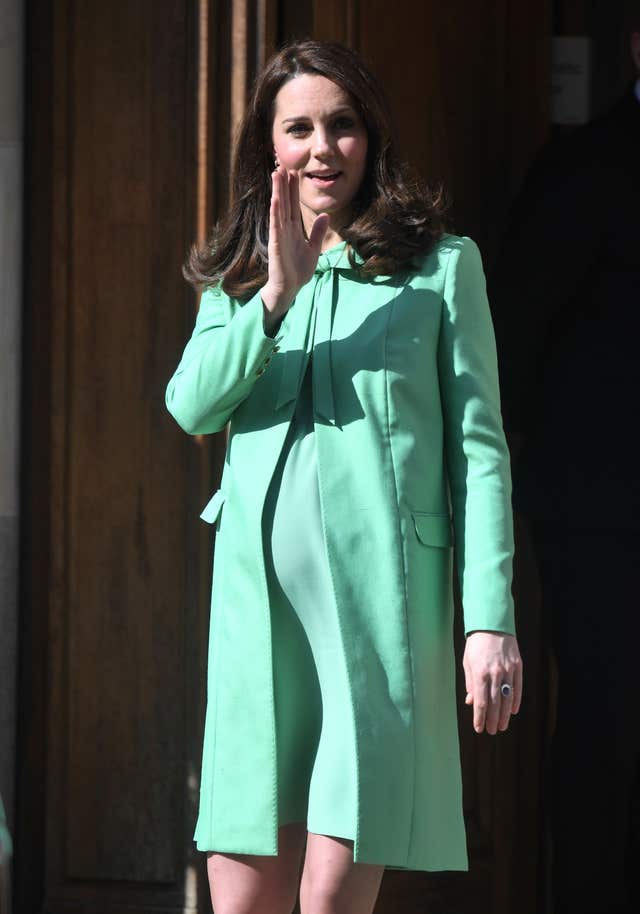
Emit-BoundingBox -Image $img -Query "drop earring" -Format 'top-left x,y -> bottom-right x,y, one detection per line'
273,153 -> 280,169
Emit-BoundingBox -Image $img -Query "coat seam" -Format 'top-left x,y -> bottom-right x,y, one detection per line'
207,528 -> 225,848
259,511 -> 280,854
315,470 -> 362,860
260,532 -> 279,852
314,269 -> 362,862
257,451 -> 292,856
438,243 -> 461,555
384,279 -> 417,867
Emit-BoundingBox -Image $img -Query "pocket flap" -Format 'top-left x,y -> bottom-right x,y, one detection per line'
412,511 -> 453,548
200,489 -> 226,524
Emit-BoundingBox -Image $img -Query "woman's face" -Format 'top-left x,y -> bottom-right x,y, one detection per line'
271,74 -> 368,233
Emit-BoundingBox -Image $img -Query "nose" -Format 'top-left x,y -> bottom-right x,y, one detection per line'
311,126 -> 334,160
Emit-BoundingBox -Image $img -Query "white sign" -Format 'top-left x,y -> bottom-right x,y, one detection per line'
551,36 -> 591,125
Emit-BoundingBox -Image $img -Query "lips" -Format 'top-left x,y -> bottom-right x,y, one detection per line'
307,171 -> 341,181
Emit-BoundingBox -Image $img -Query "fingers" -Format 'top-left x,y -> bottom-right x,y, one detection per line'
472,677 -> 489,733
497,650 -> 523,725
290,169 -> 300,226
280,168 -> 290,224
270,168 -> 303,234
463,656 -> 473,707
479,666 -> 522,734
270,167 -> 291,231
497,681 -> 514,732
512,657 -> 523,715
270,169 -> 282,237
464,633 -> 523,736
271,168 -> 329,255
471,673 -> 508,735
485,676 -> 502,735
308,213 -> 330,252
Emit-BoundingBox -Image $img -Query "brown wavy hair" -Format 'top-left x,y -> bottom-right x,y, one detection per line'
183,39 -> 452,298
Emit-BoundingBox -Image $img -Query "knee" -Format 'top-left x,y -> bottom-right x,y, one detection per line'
208,881 -> 298,914
207,851 -> 301,914
299,861 -> 355,914
299,844 -> 384,914
299,873 -> 341,914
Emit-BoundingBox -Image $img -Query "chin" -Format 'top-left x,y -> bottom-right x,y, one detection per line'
304,195 -> 347,214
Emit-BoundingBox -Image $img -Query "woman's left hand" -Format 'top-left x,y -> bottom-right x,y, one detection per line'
463,632 -> 523,734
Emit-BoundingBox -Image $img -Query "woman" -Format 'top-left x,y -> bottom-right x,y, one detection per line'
166,39 -> 523,914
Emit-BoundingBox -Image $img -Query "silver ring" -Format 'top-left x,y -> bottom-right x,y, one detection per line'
500,683 -> 512,698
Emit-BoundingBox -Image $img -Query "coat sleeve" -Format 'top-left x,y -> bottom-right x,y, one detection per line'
437,236 -> 516,636
165,283 -> 293,435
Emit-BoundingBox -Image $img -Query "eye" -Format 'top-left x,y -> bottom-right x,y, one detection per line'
286,122 -> 310,135
333,116 -> 356,130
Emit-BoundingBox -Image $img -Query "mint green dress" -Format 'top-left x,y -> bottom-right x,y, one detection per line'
262,350 -> 358,840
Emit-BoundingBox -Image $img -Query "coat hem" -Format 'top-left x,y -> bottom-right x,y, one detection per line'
193,834 -> 469,873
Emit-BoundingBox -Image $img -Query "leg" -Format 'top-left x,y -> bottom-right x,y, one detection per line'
299,833 -> 385,914
206,822 -> 307,914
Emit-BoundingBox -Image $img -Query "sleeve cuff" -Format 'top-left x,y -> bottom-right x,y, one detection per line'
225,287 -> 294,380
233,286 -> 293,345
261,297 -> 290,339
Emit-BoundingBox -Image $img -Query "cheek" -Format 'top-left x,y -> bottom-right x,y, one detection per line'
274,137 -> 306,169
339,136 -> 368,179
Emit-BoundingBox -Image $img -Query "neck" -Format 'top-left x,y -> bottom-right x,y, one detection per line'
301,206 -> 350,252
319,227 -> 346,251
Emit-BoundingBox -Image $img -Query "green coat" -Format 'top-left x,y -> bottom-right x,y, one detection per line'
165,233 -> 516,872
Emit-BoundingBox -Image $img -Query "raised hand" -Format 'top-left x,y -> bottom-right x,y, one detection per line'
261,167 -> 330,317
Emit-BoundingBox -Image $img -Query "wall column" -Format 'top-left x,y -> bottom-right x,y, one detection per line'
0,0 -> 24,839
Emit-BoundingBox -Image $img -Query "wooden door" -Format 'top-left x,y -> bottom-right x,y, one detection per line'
19,1 -> 225,911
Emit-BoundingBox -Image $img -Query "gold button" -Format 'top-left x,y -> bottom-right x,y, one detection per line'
273,345 -> 280,352
264,356 -> 271,365
256,367 -> 265,376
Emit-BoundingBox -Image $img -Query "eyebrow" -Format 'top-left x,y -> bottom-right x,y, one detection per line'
280,106 -> 356,124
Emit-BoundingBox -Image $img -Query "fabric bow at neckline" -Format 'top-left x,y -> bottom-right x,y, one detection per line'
313,240 -> 364,275
274,242 -> 363,427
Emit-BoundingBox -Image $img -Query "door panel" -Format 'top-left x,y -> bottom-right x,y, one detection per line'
21,0 -> 215,910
